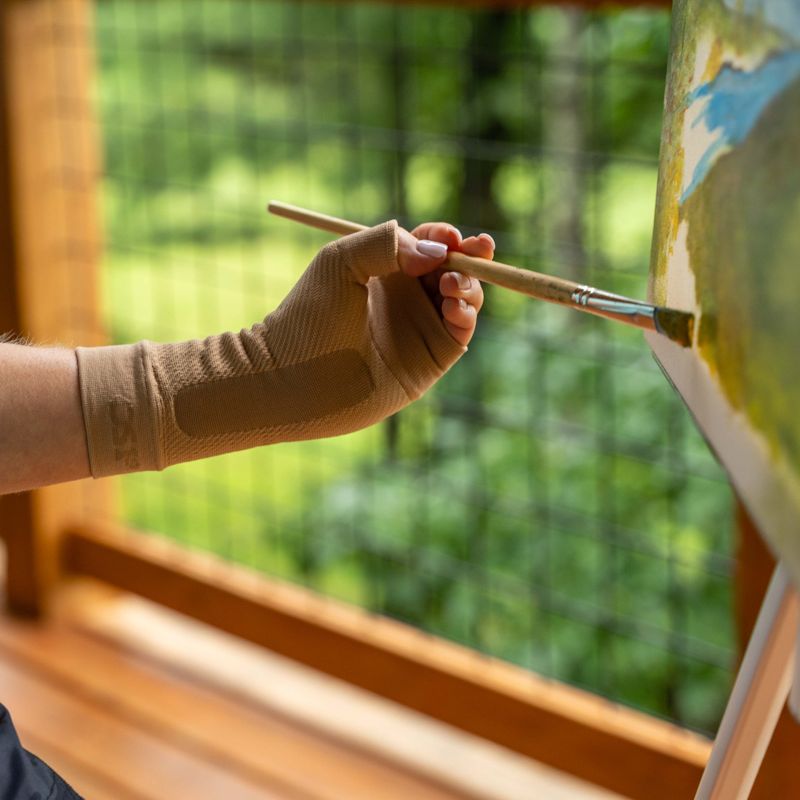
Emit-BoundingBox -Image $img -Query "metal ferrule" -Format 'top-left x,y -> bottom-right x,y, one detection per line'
571,285 -> 657,323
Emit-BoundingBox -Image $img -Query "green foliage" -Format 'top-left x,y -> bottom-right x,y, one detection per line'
98,0 -> 733,734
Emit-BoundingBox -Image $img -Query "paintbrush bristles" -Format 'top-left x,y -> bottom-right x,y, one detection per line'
654,308 -> 694,348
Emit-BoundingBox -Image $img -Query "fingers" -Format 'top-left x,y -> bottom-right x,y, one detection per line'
397,224 -> 462,278
411,222 -> 463,248
439,271 -> 484,312
439,232 -> 492,346
439,271 -> 484,346
395,222 -> 493,347
460,232 -> 495,261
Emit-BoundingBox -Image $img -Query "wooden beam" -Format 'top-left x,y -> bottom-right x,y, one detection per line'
734,501 -> 800,798
0,0 -> 111,615
65,521 -> 710,800
0,0 -> 38,614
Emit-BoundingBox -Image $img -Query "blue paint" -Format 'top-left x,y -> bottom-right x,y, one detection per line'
681,49 -> 800,203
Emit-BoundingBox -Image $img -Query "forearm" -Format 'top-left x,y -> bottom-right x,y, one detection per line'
0,344 -> 91,494
0,223 -> 483,493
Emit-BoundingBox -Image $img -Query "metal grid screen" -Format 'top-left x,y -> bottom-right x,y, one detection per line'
90,0 -> 733,732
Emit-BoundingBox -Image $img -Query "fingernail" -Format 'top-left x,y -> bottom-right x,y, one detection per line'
417,239 -> 448,258
458,298 -> 468,310
453,272 -> 471,290
480,233 -> 496,249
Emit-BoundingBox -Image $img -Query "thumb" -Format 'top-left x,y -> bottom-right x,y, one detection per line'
335,221 -> 400,284
397,226 -> 461,277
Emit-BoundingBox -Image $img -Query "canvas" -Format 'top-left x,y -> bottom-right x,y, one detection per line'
647,0 -> 800,581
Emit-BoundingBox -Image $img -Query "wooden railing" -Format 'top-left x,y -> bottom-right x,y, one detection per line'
4,0 -> 798,797
63,520 -> 710,798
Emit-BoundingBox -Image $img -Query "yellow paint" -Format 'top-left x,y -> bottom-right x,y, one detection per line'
701,38 -> 725,82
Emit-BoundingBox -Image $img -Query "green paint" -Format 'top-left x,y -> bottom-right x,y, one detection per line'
686,77 -> 800,467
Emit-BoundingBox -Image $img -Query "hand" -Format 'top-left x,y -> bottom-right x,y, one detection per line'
76,221 -> 480,480
395,224 -> 491,346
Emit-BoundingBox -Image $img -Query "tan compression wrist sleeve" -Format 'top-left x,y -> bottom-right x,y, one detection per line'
77,222 -> 466,477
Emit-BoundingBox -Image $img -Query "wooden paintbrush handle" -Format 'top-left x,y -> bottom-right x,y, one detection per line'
445,251 -> 580,307
268,201 -> 366,236
267,200 -> 578,306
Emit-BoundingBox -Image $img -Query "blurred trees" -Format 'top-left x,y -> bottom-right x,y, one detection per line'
97,0 -> 731,733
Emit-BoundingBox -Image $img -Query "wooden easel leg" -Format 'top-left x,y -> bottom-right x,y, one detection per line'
790,625 -> 800,723
695,564 -> 799,800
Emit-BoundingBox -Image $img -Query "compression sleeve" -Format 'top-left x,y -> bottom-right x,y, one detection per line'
77,222 -> 466,477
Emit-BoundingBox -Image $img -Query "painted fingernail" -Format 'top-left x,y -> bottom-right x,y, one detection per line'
453,272 -> 471,290
417,239 -> 448,258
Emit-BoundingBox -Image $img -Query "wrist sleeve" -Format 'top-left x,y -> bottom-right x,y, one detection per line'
77,222 -> 466,478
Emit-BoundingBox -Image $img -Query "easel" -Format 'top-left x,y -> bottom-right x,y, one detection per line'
694,564 -> 799,798
644,332 -> 800,798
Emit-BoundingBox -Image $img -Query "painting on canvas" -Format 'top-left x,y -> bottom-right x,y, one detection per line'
647,0 -> 800,579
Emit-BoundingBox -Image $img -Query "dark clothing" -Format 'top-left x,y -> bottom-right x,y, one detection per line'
0,705 -> 82,800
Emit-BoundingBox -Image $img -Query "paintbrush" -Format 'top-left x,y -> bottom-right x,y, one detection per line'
267,200 -> 694,348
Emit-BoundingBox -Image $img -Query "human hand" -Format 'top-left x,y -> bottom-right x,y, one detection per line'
396,224 -> 492,346
77,220 -> 485,478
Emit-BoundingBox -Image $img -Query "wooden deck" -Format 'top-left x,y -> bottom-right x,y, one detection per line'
0,581 -> 622,800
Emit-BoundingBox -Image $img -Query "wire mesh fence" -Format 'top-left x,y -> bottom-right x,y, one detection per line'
84,0 -> 734,733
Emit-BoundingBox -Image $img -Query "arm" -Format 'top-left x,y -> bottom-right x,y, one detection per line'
0,343 -> 91,493
0,223 -> 489,495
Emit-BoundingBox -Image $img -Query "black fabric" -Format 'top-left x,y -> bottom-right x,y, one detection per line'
0,705 -> 83,800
